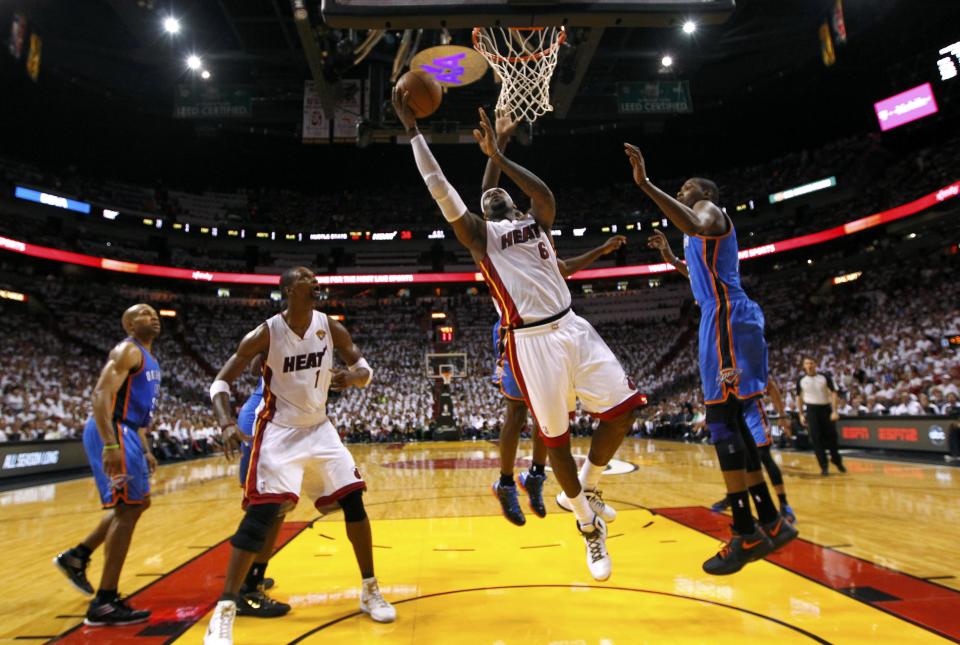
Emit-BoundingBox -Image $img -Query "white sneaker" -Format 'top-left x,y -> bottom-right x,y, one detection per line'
556,488 -> 617,523
360,578 -> 396,623
578,515 -> 611,581
204,600 -> 237,645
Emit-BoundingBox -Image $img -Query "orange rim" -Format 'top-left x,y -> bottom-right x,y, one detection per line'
472,26 -> 566,64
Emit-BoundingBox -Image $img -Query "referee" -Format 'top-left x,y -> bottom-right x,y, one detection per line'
797,356 -> 846,475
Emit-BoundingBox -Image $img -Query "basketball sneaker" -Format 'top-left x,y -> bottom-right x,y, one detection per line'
236,590 -> 290,618
517,471 -> 547,518
360,577 -> 396,623
556,488 -> 616,523
84,596 -> 151,626
702,525 -> 775,576
261,577 -> 275,591
204,599 -> 238,645
710,496 -> 730,512
762,513 -> 799,551
53,549 -> 94,596
782,504 -> 797,524
492,481 -> 526,526
578,515 -> 611,581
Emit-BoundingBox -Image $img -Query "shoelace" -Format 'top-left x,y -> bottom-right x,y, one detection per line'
587,489 -> 606,514
364,586 -> 390,609
584,530 -> 606,563
215,604 -> 236,639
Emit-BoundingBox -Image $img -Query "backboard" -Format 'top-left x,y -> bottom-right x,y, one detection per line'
321,1 -> 736,29
426,352 -> 468,383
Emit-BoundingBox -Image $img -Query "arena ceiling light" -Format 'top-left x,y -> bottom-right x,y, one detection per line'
661,55 -> 673,68
200,70 -> 211,80
186,55 -> 202,71
682,21 -> 697,34
163,17 -> 181,34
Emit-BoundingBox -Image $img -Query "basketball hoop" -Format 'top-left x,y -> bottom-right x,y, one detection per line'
472,26 -> 566,123
439,364 -> 455,386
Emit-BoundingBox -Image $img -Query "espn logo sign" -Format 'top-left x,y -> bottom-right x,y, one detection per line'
878,427 -> 919,443
842,426 -> 869,440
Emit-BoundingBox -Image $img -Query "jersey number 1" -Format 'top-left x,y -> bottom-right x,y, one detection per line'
314,369 -> 322,388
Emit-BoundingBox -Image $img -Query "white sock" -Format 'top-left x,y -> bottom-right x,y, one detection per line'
362,576 -> 377,587
569,491 -> 595,527
579,458 -> 604,491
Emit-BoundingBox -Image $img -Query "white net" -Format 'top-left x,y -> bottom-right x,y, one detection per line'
472,26 -> 566,123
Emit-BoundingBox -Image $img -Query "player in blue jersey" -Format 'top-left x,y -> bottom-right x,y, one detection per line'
483,111 -> 630,526
650,230 -> 797,523
53,303 -> 162,625
627,144 -> 797,575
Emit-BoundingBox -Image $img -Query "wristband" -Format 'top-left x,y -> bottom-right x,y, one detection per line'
102,443 -> 120,451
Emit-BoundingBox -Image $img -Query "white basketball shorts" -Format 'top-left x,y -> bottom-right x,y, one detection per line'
504,311 -> 647,446
242,418 -> 366,511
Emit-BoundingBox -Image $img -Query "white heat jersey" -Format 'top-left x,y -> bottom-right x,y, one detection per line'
261,310 -> 333,427
480,217 -> 571,327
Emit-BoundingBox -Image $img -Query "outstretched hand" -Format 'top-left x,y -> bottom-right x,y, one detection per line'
220,422 -> 251,461
473,107 -> 500,158
494,109 -> 520,142
602,235 -> 627,254
647,229 -> 669,251
623,143 -> 650,187
391,85 -> 418,132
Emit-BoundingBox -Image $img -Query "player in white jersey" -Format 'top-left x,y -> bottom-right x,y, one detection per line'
203,267 -> 395,645
393,90 -> 647,581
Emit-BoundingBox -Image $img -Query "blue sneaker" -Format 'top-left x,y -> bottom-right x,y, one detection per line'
710,496 -> 730,512
782,504 -> 797,524
492,481 -> 526,526
517,471 -> 547,518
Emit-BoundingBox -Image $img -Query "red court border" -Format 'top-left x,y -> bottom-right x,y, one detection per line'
656,506 -> 960,643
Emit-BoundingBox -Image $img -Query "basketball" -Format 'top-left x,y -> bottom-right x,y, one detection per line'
397,70 -> 443,118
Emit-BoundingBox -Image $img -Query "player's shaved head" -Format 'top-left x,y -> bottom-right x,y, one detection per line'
122,303 -> 160,338
692,177 -> 720,203
279,266 -> 308,297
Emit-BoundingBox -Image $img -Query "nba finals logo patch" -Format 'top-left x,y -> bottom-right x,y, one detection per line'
316,329 -> 326,340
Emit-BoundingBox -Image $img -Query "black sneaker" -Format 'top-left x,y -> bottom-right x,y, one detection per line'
762,513 -> 799,551
710,496 -> 731,512
84,597 -> 151,626
261,577 -> 275,591
236,590 -> 291,618
835,462 -> 847,473
492,481 -> 525,526
53,550 -> 94,596
517,471 -> 547,518
702,525 -> 775,576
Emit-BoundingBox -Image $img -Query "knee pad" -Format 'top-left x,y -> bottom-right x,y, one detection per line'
338,490 -> 367,523
231,503 -> 280,553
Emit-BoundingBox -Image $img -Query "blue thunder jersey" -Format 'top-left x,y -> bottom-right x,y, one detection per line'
683,216 -> 768,405
238,378 -> 264,486
112,338 -> 162,429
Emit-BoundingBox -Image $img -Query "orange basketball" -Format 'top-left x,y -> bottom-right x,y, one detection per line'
397,70 -> 443,119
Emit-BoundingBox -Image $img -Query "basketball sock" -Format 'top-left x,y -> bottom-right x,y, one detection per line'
220,592 -> 239,603
569,491 -> 594,526
499,473 -> 515,487
242,562 -> 267,592
728,491 -> 755,535
95,588 -> 118,603
578,458 -> 604,491
778,493 -> 789,507
74,543 -> 92,559
748,483 -> 780,524
530,463 -> 545,476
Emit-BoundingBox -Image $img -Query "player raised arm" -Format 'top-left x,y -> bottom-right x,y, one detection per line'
210,324 -> 270,458
328,316 -> 373,391
392,86 -> 487,260
624,144 -> 726,237
481,110 -> 520,193
557,235 -> 626,278
91,341 -> 144,477
475,108 -> 556,232
647,229 -> 689,278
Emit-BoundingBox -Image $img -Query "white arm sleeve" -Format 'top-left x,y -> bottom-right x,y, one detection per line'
411,134 -> 467,222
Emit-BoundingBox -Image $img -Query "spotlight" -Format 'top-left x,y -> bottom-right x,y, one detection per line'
186,55 -> 202,70
201,69 -> 211,80
661,55 -> 673,68
682,20 -> 697,34
163,17 -> 181,34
